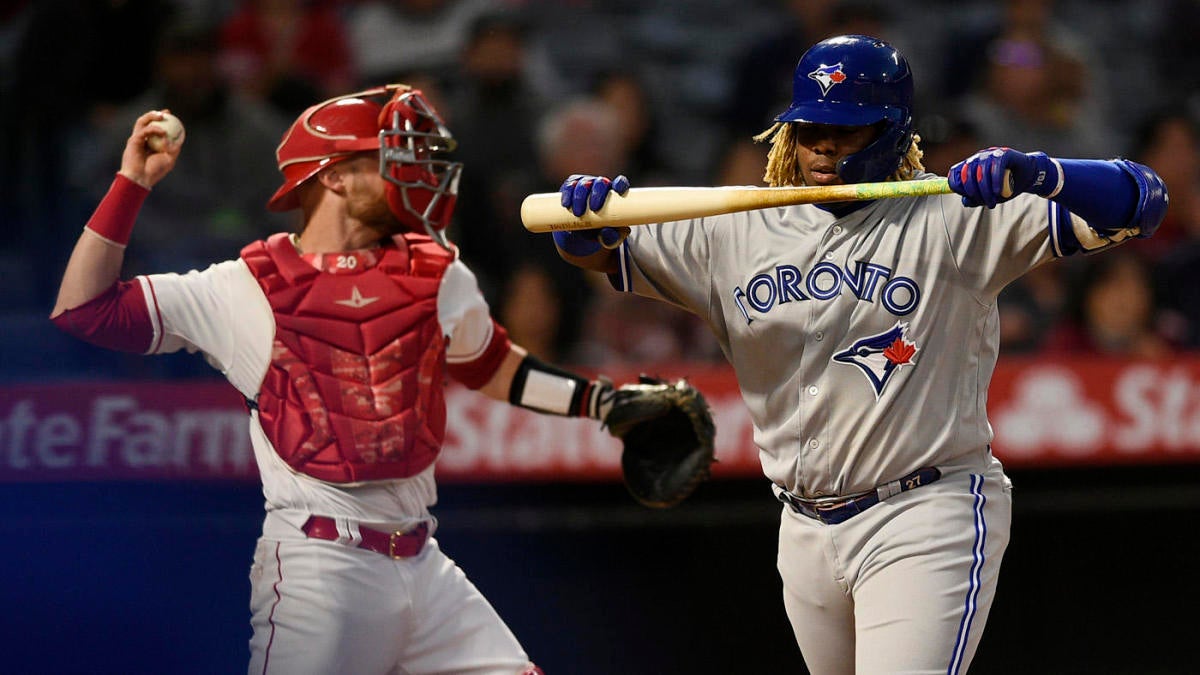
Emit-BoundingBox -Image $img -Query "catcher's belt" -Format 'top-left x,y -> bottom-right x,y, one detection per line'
774,467 -> 942,525
302,516 -> 430,559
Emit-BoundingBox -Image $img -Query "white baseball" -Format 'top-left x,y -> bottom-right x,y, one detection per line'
146,112 -> 184,153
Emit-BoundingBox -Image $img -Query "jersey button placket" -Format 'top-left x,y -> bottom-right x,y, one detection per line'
806,381 -> 820,451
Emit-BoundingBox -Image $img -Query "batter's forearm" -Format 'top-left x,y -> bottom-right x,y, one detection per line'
1052,158 -> 1166,235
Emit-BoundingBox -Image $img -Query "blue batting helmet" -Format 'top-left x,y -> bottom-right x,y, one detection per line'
775,34 -> 914,183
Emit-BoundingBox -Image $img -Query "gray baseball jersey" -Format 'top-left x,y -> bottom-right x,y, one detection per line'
608,173 -> 1066,498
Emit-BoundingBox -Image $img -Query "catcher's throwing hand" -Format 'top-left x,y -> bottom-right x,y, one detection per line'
603,376 -> 717,508
119,110 -> 185,190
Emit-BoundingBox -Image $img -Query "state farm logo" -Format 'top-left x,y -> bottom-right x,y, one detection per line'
437,385 -> 762,478
992,364 -> 1200,461
0,395 -> 254,477
992,368 -> 1106,455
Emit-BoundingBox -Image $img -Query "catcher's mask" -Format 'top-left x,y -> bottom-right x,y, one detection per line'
268,84 -> 462,247
774,34 -> 914,184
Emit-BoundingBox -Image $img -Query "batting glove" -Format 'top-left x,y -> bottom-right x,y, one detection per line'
552,226 -> 631,256
553,174 -> 632,256
560,174 -> 630,216
949,147 -> 1063,209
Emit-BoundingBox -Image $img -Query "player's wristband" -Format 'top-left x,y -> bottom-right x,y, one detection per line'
553,229 -> 603,257
84,173 -> 149,248
508,355 -> 610,419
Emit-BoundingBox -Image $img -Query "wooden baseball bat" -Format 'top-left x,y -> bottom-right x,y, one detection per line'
521,177 -> 953,233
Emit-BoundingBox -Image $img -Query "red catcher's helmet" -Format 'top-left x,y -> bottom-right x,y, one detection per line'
268,84 -> 462,246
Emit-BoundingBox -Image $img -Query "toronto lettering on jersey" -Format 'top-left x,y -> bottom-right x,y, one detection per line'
731,259 -> 921,324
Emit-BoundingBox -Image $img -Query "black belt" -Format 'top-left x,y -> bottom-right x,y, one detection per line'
776,467 -> 942,525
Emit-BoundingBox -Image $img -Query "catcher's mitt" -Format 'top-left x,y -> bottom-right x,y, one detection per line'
604,376 -> 717,508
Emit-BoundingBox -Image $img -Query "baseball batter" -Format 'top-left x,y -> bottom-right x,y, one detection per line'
49,86 -> 627,675
553,35 -> 1167,674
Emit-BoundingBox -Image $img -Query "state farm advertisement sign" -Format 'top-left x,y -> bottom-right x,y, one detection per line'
0,382 -> 256,481
2,357 -> 1199,482
988,358 -> 1200,464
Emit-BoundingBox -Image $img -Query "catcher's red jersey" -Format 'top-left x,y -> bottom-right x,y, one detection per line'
241,232 -> 453,483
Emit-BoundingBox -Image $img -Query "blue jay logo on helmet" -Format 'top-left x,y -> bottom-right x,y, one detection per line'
775,35 -> 916,184
807,63 -> 847,96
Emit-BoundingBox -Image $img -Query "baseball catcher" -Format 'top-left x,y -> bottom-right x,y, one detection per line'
603,376 -> 717,508
48,83 -> 720,674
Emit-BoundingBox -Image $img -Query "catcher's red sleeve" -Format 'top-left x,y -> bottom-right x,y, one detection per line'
447,318 -> 511,389
51,280 -> 155,353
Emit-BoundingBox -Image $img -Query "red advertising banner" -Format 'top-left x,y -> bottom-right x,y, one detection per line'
2,356 -> 1199,482
987,356 -> 1200,466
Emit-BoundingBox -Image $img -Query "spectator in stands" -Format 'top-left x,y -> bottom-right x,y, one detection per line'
953,2 -> 1118,157
589,68 -> 674,186
66,20 -> 291,278
997,264 -> 1069,354
445,9 -> 544,289
6,0 -> 176,309
484,93 -> 716,366
1139,108 -> 1200,347
1043,249 -> 1174,359
910,113 -> 981,177
495,263 -> 564,362
571,281 -> 723,367
1132,107 -> 1200,257
347,0 -> 500,84
482,98 -> 628,364
217,0 -> 356,117
1150,0 -> 1200,117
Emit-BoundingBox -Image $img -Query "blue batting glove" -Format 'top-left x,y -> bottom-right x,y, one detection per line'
948,147 -> 1061,209
559,174 -> 631,217
552,226 -> 631,257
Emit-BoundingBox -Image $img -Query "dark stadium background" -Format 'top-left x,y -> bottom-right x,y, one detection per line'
4,0 -> 1200,673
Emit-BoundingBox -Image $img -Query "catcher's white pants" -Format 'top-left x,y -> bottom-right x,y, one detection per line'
777,457 -> 1012,675
247,524 -> 532,675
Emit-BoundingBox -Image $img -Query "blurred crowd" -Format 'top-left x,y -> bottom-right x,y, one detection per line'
2,0 -> 1199,382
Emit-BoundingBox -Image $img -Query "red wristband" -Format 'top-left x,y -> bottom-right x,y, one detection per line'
84,173 -> 149,247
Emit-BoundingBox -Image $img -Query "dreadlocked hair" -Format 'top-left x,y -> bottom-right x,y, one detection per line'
752,122 -> 925,187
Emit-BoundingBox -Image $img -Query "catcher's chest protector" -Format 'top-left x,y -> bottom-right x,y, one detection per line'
241,232 -> 453,483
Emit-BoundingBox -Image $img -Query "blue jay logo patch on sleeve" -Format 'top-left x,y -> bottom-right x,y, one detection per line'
832,321 -> 920,398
